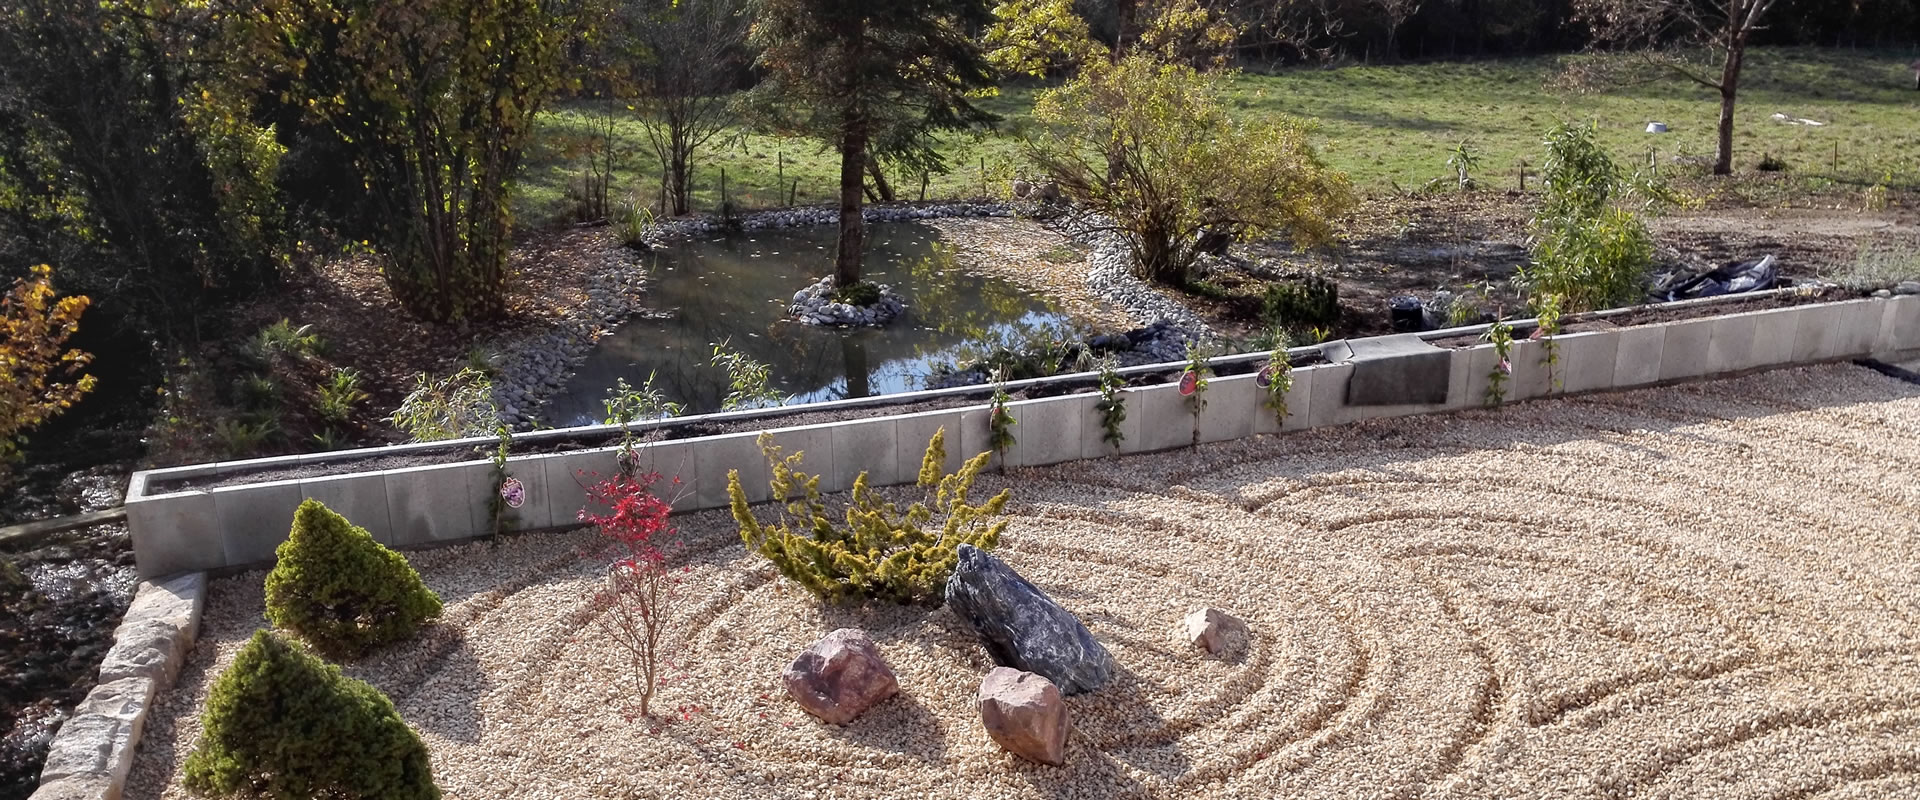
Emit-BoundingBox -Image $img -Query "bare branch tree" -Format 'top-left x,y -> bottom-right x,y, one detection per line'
1575,0 -> 1780,175
610,0 -> 749,217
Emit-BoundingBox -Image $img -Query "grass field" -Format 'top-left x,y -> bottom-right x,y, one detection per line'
516,46 -> 1920,225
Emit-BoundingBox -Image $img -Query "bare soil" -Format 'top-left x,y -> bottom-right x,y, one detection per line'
1197,193 -> 1920,343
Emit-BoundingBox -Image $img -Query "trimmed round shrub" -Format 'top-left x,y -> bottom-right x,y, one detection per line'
183,629 -> 439,800
265,499 -> 442,656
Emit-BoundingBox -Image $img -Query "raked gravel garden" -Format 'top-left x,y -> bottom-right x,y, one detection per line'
127,363 -> 1920,799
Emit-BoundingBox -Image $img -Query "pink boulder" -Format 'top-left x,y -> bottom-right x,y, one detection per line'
782,628 -> 899,725
978,666 -> 1069,766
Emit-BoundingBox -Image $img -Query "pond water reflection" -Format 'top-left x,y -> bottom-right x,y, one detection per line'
545,222 -> 1086,426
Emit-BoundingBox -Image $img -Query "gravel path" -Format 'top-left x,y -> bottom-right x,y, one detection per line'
126,363 -> 1920,799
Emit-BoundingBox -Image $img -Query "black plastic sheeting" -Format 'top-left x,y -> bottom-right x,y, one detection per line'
1658,255 -> 1779,302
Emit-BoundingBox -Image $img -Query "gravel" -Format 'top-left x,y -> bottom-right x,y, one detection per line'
1052,211 -> 1209,338
124,363 -> 1920,799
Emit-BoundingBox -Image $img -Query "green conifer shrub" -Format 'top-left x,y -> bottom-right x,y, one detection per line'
728,428 -> 1009,605
183,629 -> 439,800
264,500 -> 442,657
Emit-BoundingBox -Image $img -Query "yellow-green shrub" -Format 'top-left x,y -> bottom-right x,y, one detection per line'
728,428 -> 1009,605
265,500 -> 442,656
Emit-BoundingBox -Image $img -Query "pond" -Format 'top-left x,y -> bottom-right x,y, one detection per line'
545,222 -> 1087,427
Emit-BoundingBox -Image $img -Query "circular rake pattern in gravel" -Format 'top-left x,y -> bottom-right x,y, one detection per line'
124,364 -> 1920,800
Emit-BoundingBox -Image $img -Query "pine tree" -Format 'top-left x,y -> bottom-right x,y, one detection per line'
747,0 -> 998,288
265,500 -> 442,657
183,630 -> 439,800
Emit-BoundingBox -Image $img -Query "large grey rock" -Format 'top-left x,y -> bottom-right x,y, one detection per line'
27,774 -> 116,800
945,545 -> 1115,695
96,573 -> 203,687
782,628 -> 899,725
38,676 -> 153,793
978,667 -> 1068,765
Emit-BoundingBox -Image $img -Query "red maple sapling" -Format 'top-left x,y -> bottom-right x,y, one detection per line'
579,470 -> 686,717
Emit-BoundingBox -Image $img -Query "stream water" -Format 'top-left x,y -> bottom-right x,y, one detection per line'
546,222 -> 1087,427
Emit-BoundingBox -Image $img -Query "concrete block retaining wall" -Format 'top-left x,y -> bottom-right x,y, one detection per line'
125,295 -> 1920,579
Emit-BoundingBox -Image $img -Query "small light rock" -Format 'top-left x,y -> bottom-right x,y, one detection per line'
1180,607 -> 1248,655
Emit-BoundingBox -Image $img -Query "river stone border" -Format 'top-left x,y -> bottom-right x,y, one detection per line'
1051,211 -> 1210,337
31,573 -> 205,800
789,276 -> 907,327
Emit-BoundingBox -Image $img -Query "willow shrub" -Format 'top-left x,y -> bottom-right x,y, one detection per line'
1519,122 -> 1659,312
1026,54 -> 1355,287
728,428 -> 1009,605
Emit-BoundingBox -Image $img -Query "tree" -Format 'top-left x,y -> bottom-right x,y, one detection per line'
265,499 -> 443,657
182,630 -> 439,800
987,0 -> 1243,75
0,265 -> 96,467
578,471 -> 682,717
608,0 -> 750,217
747,0 -> 998,289
225,0 -> 588,322
0,0 -> 283,341
1574,0 -> 1779,175
1026,55 -> 1354,286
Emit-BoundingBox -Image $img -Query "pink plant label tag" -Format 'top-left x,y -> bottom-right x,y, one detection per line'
1256,365 -> 1277,389
1178,370 -> 1199,396
500,477 -> 526,509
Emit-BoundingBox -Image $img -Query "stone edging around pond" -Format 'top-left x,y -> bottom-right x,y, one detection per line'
29,573 -> 204,800
123,294 -> 1920,580
788,276 -> 907,327
485,248 -> 652,429
1052,212 -> 1210,337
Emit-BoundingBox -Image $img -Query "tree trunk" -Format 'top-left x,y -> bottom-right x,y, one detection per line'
867,158 -> 896,203
670,153 -> 690,216
1114,0 -> 1138,59
1713,39 -> 1745,176
835,121 -> 868,287
841,336 -> 871,399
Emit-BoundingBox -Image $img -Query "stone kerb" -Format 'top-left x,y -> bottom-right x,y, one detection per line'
124,297 -> 1919,581
32,573 -> 206,800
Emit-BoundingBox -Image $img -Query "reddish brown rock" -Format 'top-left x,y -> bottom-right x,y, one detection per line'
978,667 -> 1068,766
782,628 -> 899,725
1181,607 -> 1248,655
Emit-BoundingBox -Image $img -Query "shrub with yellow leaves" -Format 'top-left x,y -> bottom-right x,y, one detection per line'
0,265 -> 97,467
